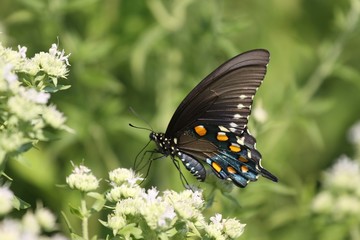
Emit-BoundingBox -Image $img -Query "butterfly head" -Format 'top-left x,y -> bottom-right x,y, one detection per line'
149,132 -> 173,156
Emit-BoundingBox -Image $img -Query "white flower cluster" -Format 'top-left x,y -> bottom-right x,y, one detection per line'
104,168 -> 245,239
312,155 -> 360,220
0,42 -> 71,163
66,164 -> 99,192
0,186 -> 65,239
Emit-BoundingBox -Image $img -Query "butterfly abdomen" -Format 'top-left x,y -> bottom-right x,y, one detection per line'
177,152 -> 206,181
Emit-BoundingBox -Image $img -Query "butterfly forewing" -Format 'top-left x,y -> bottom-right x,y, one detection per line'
165,49 -> 270,136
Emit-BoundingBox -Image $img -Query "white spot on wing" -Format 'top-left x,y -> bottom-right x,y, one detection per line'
236,136 -> 245,145
239,95 -> 247,99
230,122 -> 238,128
229,127 -> 237,132
219,126 -> 230,132
237,103 -> 245,109
231,143 -> 240,148
234,114 -> 242,119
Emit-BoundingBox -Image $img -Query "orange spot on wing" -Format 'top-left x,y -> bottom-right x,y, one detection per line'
211,162 -> 222,173
194,125 -> 207,136
241,165 -> 249,172
238,156 -> 248,163
229,143 -> 241,152
217,132 -> 228,141
227,166 -> 236,174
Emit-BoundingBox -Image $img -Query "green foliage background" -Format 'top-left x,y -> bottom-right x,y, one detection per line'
1,0 -> 360,239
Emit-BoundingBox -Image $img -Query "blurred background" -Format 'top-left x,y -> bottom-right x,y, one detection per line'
1,0 -> 360,239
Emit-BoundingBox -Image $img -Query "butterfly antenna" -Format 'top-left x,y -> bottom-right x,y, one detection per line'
128,107 -> 153,131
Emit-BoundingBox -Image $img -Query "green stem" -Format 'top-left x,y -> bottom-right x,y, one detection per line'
81,197 -> 89,240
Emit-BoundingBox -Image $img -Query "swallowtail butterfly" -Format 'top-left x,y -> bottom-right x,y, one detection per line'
149,49 -> 277,187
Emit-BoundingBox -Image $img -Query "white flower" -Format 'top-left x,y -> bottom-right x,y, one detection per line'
210,214 -> 223,231
35,207 -> 56,231
334,195 -> 360,219
42,105 -> 67,128
0,187 -> 14,215
22,211 -> 40,235
66,164 -> 99,192
31,52 -> 68,77
312,191 -> 333,214
49,44 -> 71,66
324,155 -> 360,192
204,214 -> 246,239
19,88 -> 50,104
140,201 -> 176,230
73,164 -> 91,174
0,219 -> 22,240
3,64 -> 18,85
204,214 -> 224,240
115,198 -> 142,216
49,44 -> 58,56
157,205 -> 176,227
312,155 -> 360,221
109,168 -> 143,186
18,45 -> 27,58
107,214 -> 127,236
141,187 -> 160,203
163,189 -> 204,221
106,185 -> 142,202
222,218 -> 246,238
348,121 -> 360,145
7,95 -> 42,121
253,101 -> 268,123
0,132 -> 27,152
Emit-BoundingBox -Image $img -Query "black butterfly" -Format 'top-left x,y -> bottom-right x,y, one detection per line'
149,49 -> 278,188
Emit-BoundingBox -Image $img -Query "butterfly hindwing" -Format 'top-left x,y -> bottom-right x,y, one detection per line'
177,124 -> 276,187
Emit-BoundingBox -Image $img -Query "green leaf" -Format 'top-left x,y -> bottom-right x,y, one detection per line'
12,195 -> 31,210
34,73 -> 46,83
99,219 -> 108,227
69,204 -> 83,218
87,192 -> 106,212
70,233 -> 85,240
43,84 -> 71,93
16,142 -> 34,154
117,223 -> 143,239
87,191 -> 104,200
